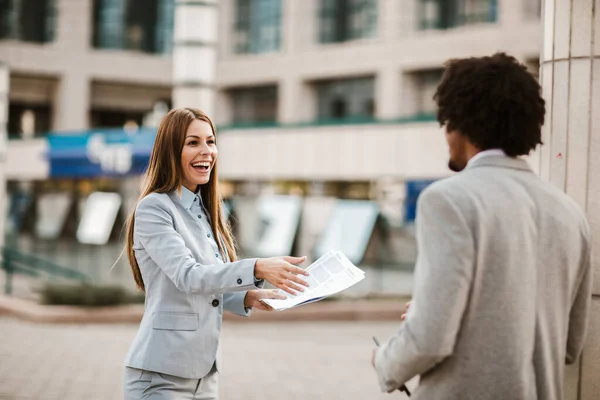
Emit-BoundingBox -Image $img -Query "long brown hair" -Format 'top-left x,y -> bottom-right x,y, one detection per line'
124,108 -> 238,292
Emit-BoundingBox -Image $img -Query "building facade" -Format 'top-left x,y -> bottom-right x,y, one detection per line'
0,0 -> 174,286
213,0 -> 542,189
3,0 -> 600,396
539,0 -> 600,396
1,0 -> 542,281
3,0 -> 543,201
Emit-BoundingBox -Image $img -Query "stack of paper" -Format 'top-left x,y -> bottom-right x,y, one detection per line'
260,250 -> 365,311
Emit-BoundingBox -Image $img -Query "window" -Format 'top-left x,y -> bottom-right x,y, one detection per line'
8,104 -> 52,139
234,0 -> 282,54
415,69 -> 443,116
230,85 -> 278,125
319,0 -> 377,43
314,200 -> 379,264
93,0 -> 174,54
90,109 -> 146,128
0,0 -> 57,43
316,77 -> 375,121
418,0 -> 497,30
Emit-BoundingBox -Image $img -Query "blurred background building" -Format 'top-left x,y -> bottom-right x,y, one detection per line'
1,0 -> 541,294
3,1 -> 600,398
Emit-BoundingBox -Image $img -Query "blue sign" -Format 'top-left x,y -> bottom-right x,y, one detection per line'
404,179 -> 437,223
47,128 -> 157,178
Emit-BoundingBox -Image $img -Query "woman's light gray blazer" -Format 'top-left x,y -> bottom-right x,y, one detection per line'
124,190 -> 260,379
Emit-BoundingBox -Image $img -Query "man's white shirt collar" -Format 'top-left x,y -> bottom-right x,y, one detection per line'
467,149 -> 507,167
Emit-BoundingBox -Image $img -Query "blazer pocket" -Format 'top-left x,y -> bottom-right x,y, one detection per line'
152,312 -> 199,331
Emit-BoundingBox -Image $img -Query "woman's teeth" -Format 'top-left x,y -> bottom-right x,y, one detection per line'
192,162 -> 210,171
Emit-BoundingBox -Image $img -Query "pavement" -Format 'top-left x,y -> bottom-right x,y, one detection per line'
0,294 -> 408,324
0,317 -> 417,400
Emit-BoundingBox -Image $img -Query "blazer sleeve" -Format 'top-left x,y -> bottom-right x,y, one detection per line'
565,238 -> 593,364
223,292 -> 250,317
134,195 -> 258,295
374,186 -> 475,392
223,279 -> 265,317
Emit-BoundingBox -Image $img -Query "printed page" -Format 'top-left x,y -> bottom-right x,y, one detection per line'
261,250 -> 365,311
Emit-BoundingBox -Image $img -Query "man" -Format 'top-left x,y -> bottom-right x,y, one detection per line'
372,53 -> 592,400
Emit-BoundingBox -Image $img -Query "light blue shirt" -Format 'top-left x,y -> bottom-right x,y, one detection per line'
184,187 -> 228,262
182,186 -> 263,293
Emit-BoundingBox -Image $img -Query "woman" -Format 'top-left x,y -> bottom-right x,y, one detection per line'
122,108 -> 309,399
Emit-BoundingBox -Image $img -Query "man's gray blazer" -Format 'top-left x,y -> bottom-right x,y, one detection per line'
374,156 -> 592,400
124,190 -> 261,379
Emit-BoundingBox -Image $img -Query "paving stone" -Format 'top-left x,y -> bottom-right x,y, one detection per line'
0,317 -> 414,399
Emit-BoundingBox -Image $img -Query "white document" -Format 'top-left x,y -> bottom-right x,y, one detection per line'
260,250 -> 365,311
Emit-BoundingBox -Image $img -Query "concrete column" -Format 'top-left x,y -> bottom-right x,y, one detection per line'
282,0 -> 299,53
279,77 -> 305,124
52,71 -> 90,131
172,0 -> 219,115
539,0 -> 600,398
294,0 -> 318,51
376,67 -> 401,120
51,0 -> 92,131
0,63 -> 8,258
217,0 -> 233,60
380,0 -> 401,41
55,0 -> 92,52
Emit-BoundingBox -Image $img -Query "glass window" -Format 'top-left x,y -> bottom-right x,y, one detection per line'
90,109 -> 146,129
313,200 -> 379,265
319,0 -> 377,43
234,0 -> 282,54
418,0 -> 497,30
76,192 -> 122,245
92,0 -> 174,54
415,69 -> 443,115
35,193 -> 73,239
230,85 -> 278,125
316,77 -> 375,121
0,0 -> 57,43
8,103 -> 53,139
253,195 -> 302,258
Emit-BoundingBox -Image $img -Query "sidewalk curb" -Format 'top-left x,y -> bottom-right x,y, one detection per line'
0,295 -> 405,324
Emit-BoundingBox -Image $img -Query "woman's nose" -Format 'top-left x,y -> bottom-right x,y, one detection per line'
199,142 -> 210,155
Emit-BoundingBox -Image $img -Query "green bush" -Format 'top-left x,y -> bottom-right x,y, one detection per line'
40,283 -> 144,307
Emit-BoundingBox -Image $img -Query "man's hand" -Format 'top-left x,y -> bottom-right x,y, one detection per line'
372,349 -> 377,368
244,289 -> 286,311
401,301 -> 411,321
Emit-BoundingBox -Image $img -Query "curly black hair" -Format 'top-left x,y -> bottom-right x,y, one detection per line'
433,53 -> 545,157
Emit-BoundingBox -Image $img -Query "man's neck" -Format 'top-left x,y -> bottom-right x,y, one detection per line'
465,143 -> 481,162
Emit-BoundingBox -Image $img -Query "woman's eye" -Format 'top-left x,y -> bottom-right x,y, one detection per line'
208,140 -> 215,144
188,140 -> 198,146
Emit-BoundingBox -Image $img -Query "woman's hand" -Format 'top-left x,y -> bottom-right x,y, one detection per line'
254,256 -> 310,295
244,289 -> 286,311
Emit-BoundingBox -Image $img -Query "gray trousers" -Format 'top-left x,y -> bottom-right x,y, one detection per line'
123,364 -> 218,400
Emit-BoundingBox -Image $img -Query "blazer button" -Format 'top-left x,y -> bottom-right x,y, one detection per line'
237,278 -> 242,284
212,299 -> 220,307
